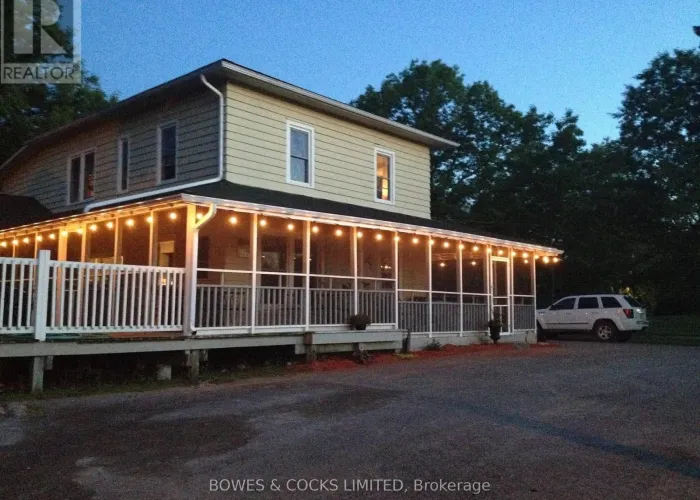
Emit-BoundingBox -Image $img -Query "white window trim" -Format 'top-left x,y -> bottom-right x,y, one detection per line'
117,135 -> 130,193
156,121 -> 179,185
66,148 -> 97,205
373,147 -> 396,205
286,120 -> 315,188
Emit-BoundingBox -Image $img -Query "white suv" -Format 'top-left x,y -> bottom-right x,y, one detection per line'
537,294 -> 649,342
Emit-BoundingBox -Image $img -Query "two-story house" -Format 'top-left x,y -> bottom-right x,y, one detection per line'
0,59 -> 561,351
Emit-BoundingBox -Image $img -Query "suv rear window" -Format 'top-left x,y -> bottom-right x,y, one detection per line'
577,297 -> 599,309
624,295 -> 642,307
601,297 -> 621,308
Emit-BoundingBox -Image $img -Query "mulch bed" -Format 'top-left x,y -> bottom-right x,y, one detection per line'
290,342 -> 559,373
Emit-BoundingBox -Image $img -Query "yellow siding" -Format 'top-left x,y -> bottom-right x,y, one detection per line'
225,83 -> 432,218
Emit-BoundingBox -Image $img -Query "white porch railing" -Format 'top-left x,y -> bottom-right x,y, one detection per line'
310,288 -> 354,326
0,258 -> 37,334
196,285 -> 252,328
513,295 -> 536,331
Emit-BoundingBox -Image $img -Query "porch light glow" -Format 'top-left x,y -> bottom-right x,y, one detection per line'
497,249 -> 504,255
487,247 -> 492,253
375,233 -> 383,241
473,245 -> 480,251
459,244 -> 465,250
0,242 -> 6,248
334,229 -> 343,237
146,216 -> 153,224
287,223 -> 294,231
471,261 -> 477,266
312,226 -> 320,234
439,262 -> 446,267
524,259 -> 529,264
412,237 -> 419,244
61,230 -> 68,236
229,216 -> 238,225
443,241 -> 450,248
36,236 -> 43,242
357,231 -> 363,238
534,255 -> 540,260
125,219 -> 135,227
522,252 -> 529,258
106,221 -> 114,229
89,224 -> 98,232
553,257 -> 560,263
394,235 -> 400,242
169,212 -> 178,221
512,251 -> 517,257
76,228 -> 83,235
12,240 -> 18,246
259,219 -> 267,227
22,237 -> 30,244
429,239 -> 435,246
543,256 -> 550,264
196,213 -> 203,220
49,233 -> 56,240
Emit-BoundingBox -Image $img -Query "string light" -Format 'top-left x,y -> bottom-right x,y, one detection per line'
487,248 -> 492,253
229,216 -> 238,225
459,243 -> 465,250
168,212 -> 178,221
36,235 -> 43,242
375,233 -> 383,241
473,245 -> 480,252
125,219 -> 135,227
543,256 -> 550,264
512,251 -> 517,257
0,242 -> 6,248
471,261 -> 477,266
412,237 -> 420,245
287,223 -> 294,231
429,239 -> 435,246
534,255 -> 540,260
76,228 -> 83,235
196,213 -> 203,220
524,259 -> 529,264
553,257 -> 560,263
312,226 -> 320,234
522,252 -> 529,258
146,216 -> 153,224
12,239 -> 18,246
61,230 -> 68,237
89,224 -> 98,232
22,237 -> 30,244
443,241 -> 450,248
394,235 -> 400,242
497,249 -> 504,256
49,233 -> 56,240
106,221 -> 114,230
259,219 -> 267,227
439,262 -> 446,268
335,228 -> 344,237
357,231 -> 363,239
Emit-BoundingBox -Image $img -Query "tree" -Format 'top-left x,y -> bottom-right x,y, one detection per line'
0,71 -> 118,166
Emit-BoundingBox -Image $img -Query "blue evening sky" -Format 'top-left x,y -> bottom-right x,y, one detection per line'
83,0 -> 699,144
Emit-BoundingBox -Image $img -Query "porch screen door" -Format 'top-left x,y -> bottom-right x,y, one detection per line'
491,257 -> 510,333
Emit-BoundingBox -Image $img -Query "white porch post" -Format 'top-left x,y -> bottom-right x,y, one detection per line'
486,247 -> 492,323
148,209 -> 156,265
458,242 -> 463,337
33,250 -> 51,341
352,227 -> 358,315
250,213 -> 258,334
508,247 -> 515,333
427,238 -> 433,338
304,220 -> 311,331
183,205 -> 198,336
532,254 -> 537,333
393,231 -> 399,329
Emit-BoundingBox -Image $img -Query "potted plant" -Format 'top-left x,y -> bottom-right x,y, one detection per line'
487,313 -> 502,344
348,313 -> 371,331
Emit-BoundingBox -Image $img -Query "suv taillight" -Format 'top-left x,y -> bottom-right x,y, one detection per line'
623,308 -> 634,319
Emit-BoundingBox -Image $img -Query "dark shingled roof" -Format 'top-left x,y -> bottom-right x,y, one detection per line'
0,195 -> 54,230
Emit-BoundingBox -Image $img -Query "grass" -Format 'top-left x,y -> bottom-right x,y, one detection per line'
632,315 -> 700,346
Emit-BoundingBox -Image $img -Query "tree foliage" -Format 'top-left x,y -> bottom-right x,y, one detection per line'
353,52 -> 700,313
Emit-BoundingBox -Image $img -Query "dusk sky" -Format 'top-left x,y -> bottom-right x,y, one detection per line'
83,0 -> 699,145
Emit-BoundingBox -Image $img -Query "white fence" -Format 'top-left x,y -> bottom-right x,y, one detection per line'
0,252 -> 185,339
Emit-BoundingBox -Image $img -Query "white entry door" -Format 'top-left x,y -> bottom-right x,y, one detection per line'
490,257 -> 510,333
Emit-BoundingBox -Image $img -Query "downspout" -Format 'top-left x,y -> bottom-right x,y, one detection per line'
83,74 -> 225,213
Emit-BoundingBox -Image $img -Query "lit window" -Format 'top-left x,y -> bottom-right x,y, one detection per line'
68,151 -> 95,204
375,149 -> 394,203
287,122 -> 314,186
159,124 -> 177,182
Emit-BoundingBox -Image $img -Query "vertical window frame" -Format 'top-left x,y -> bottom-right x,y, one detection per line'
157,122 -> 178,184
374,147 -> 396,205
66,148 -> 97,205
286,120 -> 315,188
117,135 -> 130,193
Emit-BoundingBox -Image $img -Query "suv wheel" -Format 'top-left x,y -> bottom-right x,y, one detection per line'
593,320 -> 617,342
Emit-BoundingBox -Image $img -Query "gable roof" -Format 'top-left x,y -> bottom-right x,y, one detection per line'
0,59 -> 458,182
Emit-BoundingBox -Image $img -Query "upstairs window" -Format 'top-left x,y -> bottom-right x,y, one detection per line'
375,149 -> 395,203
118,137 -> 129,192
158,124 -> 177,182
68,151 -> 95,204
286,121 -> 314,186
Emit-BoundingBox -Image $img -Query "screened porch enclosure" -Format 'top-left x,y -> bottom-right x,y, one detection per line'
194,208 -> 537,336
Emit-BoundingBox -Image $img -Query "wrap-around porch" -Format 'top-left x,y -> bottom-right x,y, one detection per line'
0,197 -> 560,340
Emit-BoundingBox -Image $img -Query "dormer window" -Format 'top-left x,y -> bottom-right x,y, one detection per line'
67,151 -> 95,204
375,148 -> 395,203
286,121 -> 314,187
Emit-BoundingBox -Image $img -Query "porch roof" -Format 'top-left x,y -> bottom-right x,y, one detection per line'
0,195 -> 54,230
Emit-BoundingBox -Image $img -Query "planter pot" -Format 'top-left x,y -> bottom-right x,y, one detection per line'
489,326 -> 501,344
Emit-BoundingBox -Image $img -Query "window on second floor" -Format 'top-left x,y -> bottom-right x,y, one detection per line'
375,149 -> 395,203
117,137 -> 129,192
158,124 -> 177,182
68,151 -> 95,204
286,121 -> 314,187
